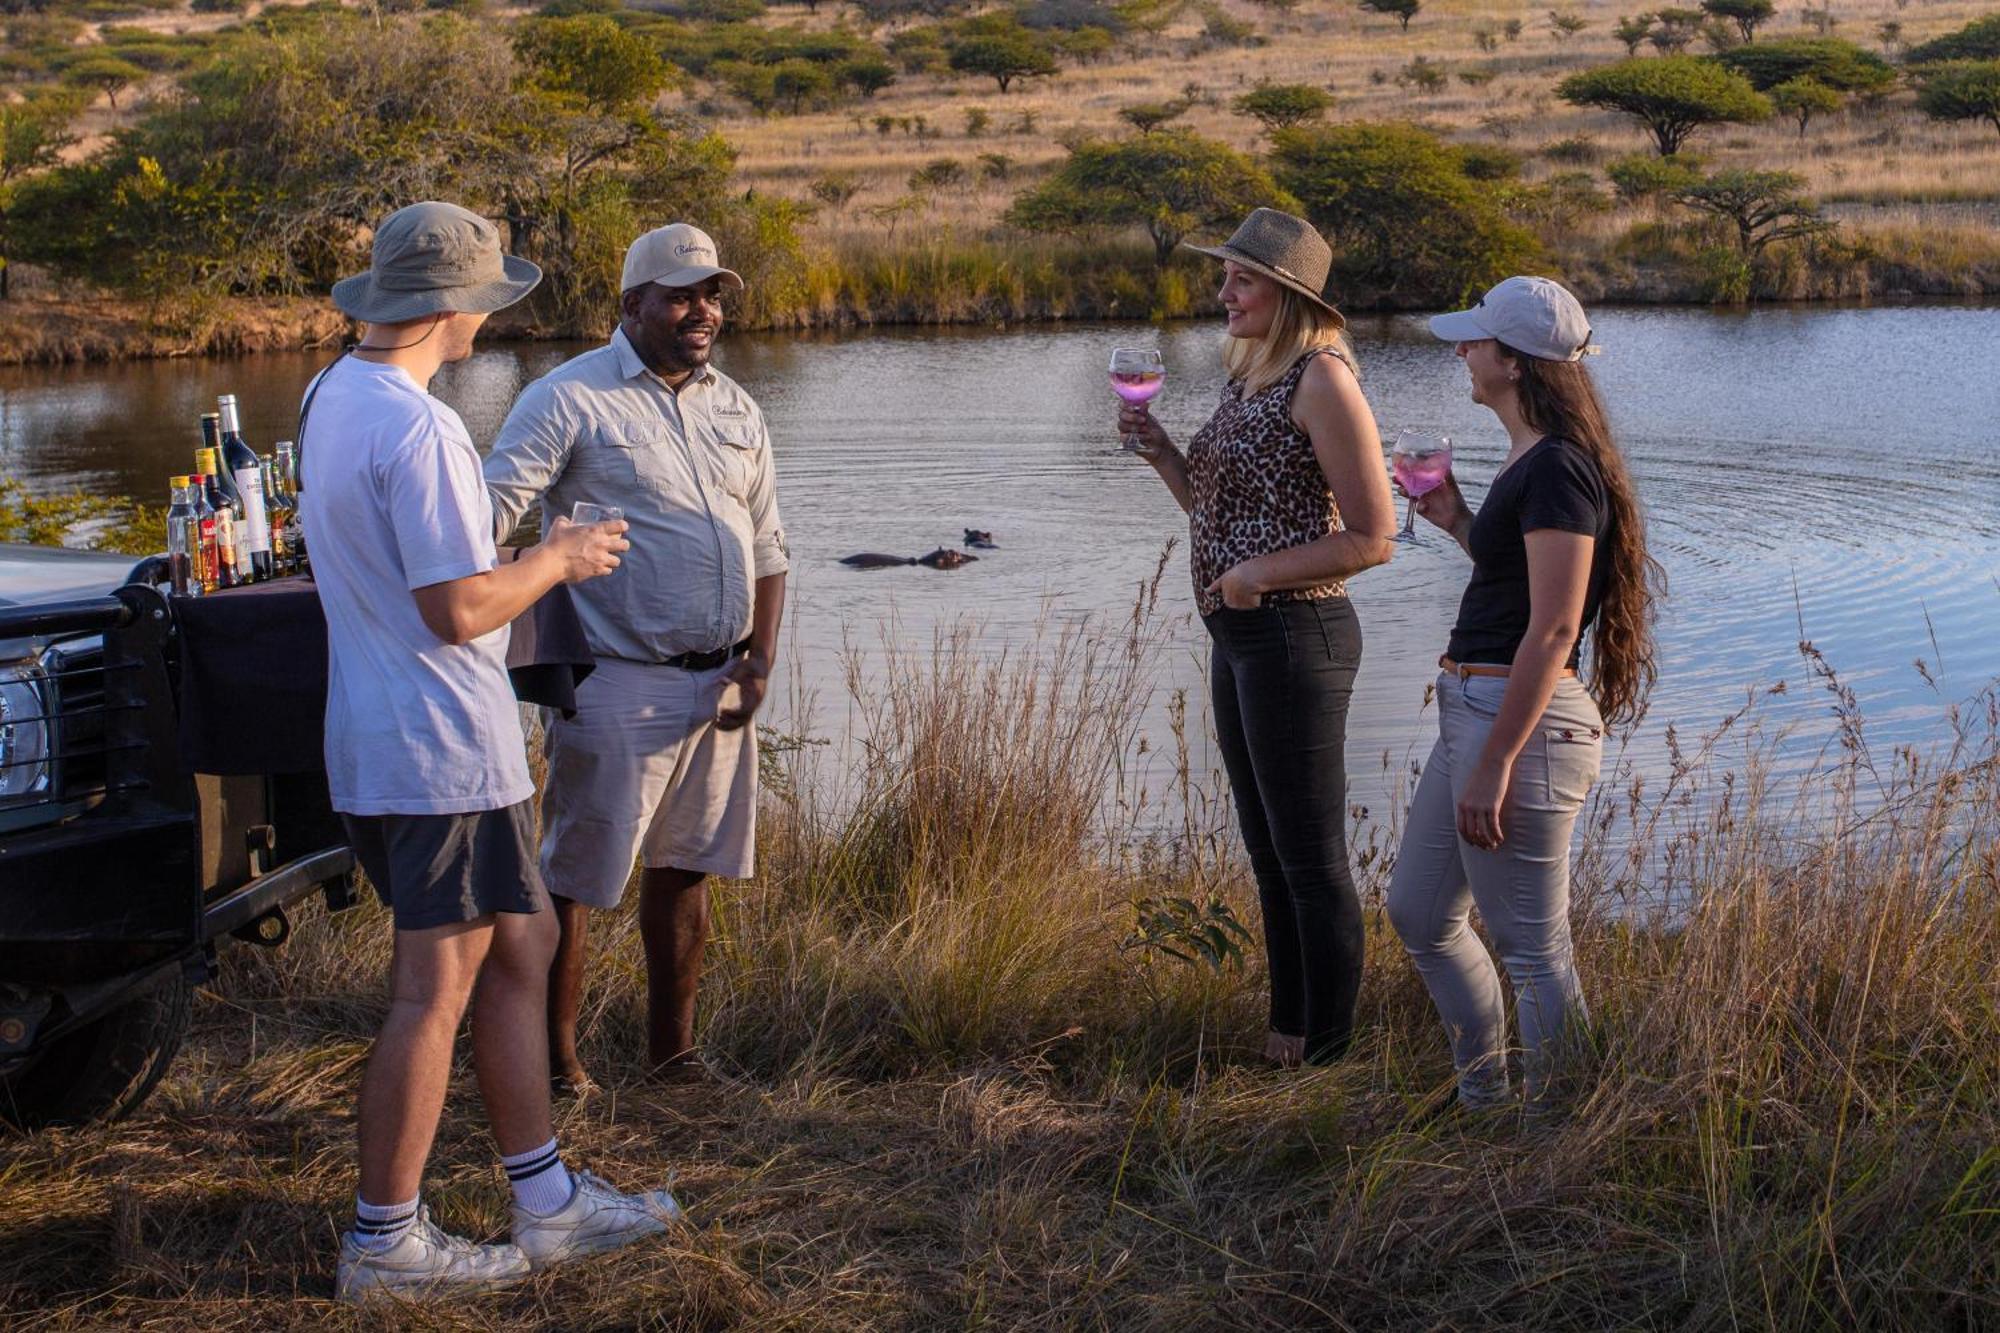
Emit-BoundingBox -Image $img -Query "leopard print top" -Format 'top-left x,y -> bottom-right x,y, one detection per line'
1186,346 -> 1354,617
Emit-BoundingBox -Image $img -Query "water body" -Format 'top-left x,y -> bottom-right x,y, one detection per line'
4,306 -> 1998,824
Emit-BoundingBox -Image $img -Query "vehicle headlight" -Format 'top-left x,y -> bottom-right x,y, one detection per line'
0,663 -> 51,805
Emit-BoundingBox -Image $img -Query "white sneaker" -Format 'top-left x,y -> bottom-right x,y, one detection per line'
511,1169 -> 685,1270
334,1206 -> 532,1303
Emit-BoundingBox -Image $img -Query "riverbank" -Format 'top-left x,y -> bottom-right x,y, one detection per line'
8,220 -> 2000,366
1,607 -> 1993,1327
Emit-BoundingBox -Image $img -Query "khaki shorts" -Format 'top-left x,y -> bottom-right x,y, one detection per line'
539,656 -> 758,908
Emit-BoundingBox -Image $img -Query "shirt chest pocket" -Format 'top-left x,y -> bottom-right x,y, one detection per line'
707,429 -> 761,500
578,421 -> 680,498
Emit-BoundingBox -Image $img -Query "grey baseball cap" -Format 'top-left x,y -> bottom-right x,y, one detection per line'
1428,276 -> 1598,362
332,201 -> 542,324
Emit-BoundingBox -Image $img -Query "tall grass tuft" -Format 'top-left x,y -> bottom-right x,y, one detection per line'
0,578 -> 1994,1326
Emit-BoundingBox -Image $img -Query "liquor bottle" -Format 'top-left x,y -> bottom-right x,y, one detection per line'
188,474 -> 220,594
275,440 -> 306,572
196,458 -> 242,590
261,454 -> 293,576
218,395 -> 274,582
199,419 -> 252,584
166,477 -> 201,597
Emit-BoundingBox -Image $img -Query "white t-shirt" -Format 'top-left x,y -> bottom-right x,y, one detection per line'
298,356 -> 532,816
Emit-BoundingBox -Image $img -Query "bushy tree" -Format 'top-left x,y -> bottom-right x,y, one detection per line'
1605,150 -> 1704,203
1699,0 -> 1771,43
1613,13 -> 1654,55
1648,7 -> 1703,52
62,55 -> 145,109
1915,60 -> 2000,139
1770,75 -> 1840,136
1006,129 -> 1292,267
947,20 -> 1059,92
1358,0 -> 1418,31
1715,38 -> 1894,93
515,15 -> 672,113
1270,121 -> 1538,304
1672,167 -> 1831,254
1558,55 -> 1771,155
1117,99 -> 1190,133
1905,15 -> 2000,64
1549,10 -> 1589,42
0,91 -> 80,299
1231,82 -> 1335,131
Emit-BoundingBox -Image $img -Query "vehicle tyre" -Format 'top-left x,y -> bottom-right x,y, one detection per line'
0,970 -> 191,1131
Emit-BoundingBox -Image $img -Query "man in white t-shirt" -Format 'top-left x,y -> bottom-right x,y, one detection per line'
302,202 -> 683,1303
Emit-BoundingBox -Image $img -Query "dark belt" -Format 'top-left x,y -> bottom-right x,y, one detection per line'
662,639 -> 752,671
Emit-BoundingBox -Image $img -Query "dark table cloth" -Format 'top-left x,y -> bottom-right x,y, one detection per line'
174,561 -> 594,776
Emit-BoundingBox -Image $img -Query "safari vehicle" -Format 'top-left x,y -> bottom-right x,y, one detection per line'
0,544 -> 354,1129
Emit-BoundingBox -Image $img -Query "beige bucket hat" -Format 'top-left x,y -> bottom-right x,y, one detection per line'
332,202 -> 541,324
1183,208 -> 1344,326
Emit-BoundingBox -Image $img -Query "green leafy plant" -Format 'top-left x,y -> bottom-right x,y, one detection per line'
1120,895 -> 1253,973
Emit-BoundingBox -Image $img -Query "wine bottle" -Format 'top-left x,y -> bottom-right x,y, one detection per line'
166,477 -> 201,598
218,395 -> 273,582
199,418 -> 252,583
196,454 -> 241,590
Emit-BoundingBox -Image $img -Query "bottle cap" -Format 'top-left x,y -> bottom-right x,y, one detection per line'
170,475 -> 190,487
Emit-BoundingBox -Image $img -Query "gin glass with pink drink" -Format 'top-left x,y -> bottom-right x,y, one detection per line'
1390,431 -> 1453,544
1108,347 -> 1166,453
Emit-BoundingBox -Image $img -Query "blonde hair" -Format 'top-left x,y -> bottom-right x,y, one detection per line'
1221,282 -> 1356,397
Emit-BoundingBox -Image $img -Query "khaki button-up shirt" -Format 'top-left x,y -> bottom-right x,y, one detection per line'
484,328 -> 789,662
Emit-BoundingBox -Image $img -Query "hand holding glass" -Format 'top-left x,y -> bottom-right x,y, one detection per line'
1390,432 -> 1453,544
571,502 -> 623,526
1108,348 -> 1165,453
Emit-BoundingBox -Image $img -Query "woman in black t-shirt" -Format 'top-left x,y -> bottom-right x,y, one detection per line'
1386,277 -> 1663,1116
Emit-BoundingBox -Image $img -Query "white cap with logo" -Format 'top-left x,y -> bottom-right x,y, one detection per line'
1427,276 -> 1598,362
621,222 -> 744,294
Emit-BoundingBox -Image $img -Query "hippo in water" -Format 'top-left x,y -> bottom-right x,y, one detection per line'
964,529 -> 997,549
841,548 -> 979,570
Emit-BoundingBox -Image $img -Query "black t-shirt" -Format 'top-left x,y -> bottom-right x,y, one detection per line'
1445,436 -> 1612,669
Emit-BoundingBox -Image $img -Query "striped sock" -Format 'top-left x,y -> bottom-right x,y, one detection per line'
352,1194 -> 419,1252
501,1137 -> 575,1218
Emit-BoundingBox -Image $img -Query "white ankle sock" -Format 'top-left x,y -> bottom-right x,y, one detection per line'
353,1194 -> 419,1251
502,1137 -> 576,1217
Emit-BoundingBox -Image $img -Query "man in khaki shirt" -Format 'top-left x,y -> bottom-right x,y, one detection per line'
484,223 -> 788,1090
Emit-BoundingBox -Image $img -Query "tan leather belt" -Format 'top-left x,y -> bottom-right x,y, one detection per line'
1439,655 -> 1576,680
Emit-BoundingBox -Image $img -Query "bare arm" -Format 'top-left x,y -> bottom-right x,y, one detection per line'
412,518 -> 627,646
1116,402 -> 1193,512
1208,355 -> 1396,607
1455,528 -> 1594,849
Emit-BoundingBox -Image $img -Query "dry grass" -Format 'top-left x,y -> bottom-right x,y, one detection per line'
1,567 -> 1996,1328
705,0 -> 2000,260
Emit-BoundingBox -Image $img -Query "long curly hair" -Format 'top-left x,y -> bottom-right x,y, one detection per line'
1506,344 -> 1665,728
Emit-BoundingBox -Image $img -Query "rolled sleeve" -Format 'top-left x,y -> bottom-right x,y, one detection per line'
746,414 -> 790,579
484,380 -> 574,542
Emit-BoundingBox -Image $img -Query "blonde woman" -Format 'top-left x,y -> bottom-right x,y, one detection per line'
1119,209 -> 1396,1066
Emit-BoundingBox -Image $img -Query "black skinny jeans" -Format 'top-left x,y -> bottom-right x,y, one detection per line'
1206,598 -> 1364,1064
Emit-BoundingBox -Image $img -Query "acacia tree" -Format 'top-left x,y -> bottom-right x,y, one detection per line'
1231,82 -> 1335,131
1006,129 -> 1291,268
1716,38 -> 1895,93
1916,60 -> 2000,139
1700,0 -> 1772,43
1613,13 -> 1654,55
1770,75 -> 1840,137
1672,167 -> 1831,254
1359,0 -> 1419,32
1270,121 -> 1538,304
947,22 -> 1059,92
1558,55 -> 1771,155
1905,15 -> 2000,64
63,56 -> 145,110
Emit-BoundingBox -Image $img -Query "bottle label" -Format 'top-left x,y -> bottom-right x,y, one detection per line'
233,466 -> 272,554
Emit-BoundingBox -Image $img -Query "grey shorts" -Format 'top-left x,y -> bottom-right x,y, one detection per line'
341,801 -> 548,931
